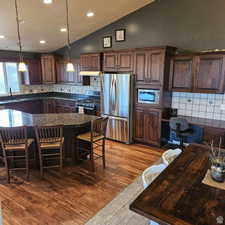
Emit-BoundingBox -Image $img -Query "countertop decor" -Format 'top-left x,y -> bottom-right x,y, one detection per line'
209,140 -> 225,182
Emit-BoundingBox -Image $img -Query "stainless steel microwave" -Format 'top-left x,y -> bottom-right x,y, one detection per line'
137,89 -> 160,104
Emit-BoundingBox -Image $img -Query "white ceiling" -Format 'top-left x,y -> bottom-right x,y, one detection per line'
0,0 -> 154,53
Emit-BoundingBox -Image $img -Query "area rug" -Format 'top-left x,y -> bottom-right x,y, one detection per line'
85,175 -> 149,225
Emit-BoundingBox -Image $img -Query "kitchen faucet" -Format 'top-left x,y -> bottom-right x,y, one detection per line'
9,88 -> 12,97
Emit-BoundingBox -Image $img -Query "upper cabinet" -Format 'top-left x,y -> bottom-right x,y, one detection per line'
169,56 -> 194,92
56,58 -> 90,85
41,55 -> 56,84
103,50 -> 134,72
23,59 -> 42,85
194,54 -> 225,93
80,53 -> 102,71
170,54 -> 225,93
134,48 -> 166,86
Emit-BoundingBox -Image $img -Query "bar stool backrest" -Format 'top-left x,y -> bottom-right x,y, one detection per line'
35,125 -> 63,143
169,117 -> 189,132
91,117 -> 108,141
0,126 -> 27,149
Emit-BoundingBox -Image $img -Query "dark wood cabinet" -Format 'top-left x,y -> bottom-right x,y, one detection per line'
194,54 -> 225,93
56,60 -> 66,83
103,52 -> 117,71
103,50 -> 134,72
56,59 -> 90,85
117,51 -> 134,72
41,55 -> 56,84
134,108 -> 161,146
203,126 -> 225,147
134,50 -> 147,83
134,49 -> 165,85
134,108 -> 144,140
170,53 -> 225,93
146,49 -> 165,85
80,53 -> 101,71
169,56 -> 194,92
23,59 -> 42,85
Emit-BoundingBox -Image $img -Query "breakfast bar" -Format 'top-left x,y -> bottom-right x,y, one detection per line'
0,109 -> 98,162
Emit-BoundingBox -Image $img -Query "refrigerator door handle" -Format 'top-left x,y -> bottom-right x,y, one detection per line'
110,76 -> 116,114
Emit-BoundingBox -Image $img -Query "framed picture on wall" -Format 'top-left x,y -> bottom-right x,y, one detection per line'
115,29 -> 126,42
103,36 -> 112,48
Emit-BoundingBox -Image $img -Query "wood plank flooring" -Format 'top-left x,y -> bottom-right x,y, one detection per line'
0,141 -> 162,225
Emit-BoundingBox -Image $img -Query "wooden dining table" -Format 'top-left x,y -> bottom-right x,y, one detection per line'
130,144 -> 225,225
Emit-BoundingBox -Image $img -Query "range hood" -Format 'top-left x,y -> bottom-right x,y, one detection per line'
79,71 -> 102,76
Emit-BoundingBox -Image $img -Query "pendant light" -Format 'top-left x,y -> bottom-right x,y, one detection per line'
65,0 -> 74,72
14,0 -> 27,72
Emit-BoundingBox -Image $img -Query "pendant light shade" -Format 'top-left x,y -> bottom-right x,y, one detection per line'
18,62 -> 27,72
14,0 -> 27,72
65,0 -> 74,73
66,62 -> 74,72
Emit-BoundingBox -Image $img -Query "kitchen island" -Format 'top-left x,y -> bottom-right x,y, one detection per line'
0,109 -> 98,162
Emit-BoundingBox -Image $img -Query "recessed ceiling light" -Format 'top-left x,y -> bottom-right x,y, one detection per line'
43,0 -> 52,4
86,11 -> 94,17
60,28 -> 67,32
40,40 -> 46,44
0,35 -> 5,39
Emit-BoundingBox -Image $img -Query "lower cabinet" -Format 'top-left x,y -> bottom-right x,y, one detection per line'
134,108 -> 161,146
203,126 -> 225,147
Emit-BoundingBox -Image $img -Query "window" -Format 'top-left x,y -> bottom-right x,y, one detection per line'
0,62 -> 21,95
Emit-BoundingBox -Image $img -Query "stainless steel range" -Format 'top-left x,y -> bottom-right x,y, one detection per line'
75,91 -> 100,115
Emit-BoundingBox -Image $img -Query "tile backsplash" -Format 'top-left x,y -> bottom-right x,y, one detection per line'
172,92 -> 225,120
21,77 -> 101,95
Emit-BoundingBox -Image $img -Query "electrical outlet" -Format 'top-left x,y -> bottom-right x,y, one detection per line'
220,104 -> 225,110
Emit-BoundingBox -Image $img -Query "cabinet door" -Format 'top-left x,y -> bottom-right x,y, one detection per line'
117,51 -> 134,72
23,59 -> 42,85
56,60 -> 67,83
80,54 -> 101,71
90,54 -> 101,71
170,56 -> 194,91
146,50 -> 165,85
41,55 -> 56,84
103,52 -> 117,71
194,55 -> 225,93
134,109 -> 144,141
80,54 -> 89,71
143,110 -> 161,146
134,51 -> 147,83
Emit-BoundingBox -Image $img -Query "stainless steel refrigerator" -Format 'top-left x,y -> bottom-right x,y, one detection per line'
101,73 -> 133,144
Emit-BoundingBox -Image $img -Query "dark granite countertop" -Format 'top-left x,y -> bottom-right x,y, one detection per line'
0,92 -> 100,105
162,115 -> 225,129
0,109 -> 98,128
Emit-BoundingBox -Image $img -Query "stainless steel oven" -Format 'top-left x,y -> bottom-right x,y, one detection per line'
137,89 -> 160,104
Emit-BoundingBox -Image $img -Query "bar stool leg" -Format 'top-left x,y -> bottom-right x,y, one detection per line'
76,139 -> 79,161
25,151 -> 29,181
39,150 -> 44,178
102,139 -> 106,169
90,143 -> 95,172
60,146 -> 63,172
4,157 -> 10,184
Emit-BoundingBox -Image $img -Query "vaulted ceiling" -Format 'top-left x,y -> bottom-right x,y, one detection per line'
0,0 -> 154,52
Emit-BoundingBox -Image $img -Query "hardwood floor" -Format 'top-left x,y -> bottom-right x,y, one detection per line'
0,141 -> 162,225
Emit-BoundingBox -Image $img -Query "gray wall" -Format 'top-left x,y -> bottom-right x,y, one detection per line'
56,0 -> 225,58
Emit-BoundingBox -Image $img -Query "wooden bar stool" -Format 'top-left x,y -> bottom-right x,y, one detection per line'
76,117 -> 108,172
0,126 -> 34,183
34,125 -> 64,178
